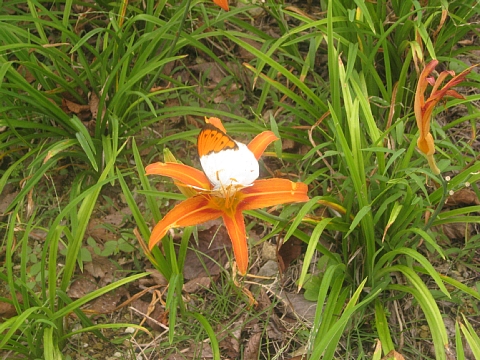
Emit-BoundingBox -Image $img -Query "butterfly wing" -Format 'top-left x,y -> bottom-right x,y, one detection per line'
198,123 -> 258,192
197,124 -> 238,157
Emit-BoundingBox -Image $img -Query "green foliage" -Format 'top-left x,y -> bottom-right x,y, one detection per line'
220,0 -> 480,358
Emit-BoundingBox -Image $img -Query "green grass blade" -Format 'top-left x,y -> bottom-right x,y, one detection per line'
298,218 -> 333,289
190,312 -> 220,359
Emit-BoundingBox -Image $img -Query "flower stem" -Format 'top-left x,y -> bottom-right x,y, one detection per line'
423,175 -> 448,233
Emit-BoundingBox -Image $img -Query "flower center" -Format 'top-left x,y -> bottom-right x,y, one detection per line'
207,187 -> 245,214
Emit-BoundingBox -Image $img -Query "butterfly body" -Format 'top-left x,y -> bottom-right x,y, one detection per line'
198,122 -> 259,195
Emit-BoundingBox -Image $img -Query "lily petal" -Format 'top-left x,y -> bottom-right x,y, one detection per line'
222,211 -> 248,275
247,131 -> 279,160
417,131 -> 435,156
149,195 -> 222,249
414,60 -> 438,139
146,162 -> 211,190
212,0 -> 229,11
239,179 -> 309,211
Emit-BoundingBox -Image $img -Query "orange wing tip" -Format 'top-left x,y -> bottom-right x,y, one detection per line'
197,124 -> 238,157
205,117 -> 227,133
212,0 -> 229,11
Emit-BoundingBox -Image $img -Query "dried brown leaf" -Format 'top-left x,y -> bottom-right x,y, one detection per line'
277,238 -> 302,272
236,38 -> 263,61
89,91 -> 106,120
68,274 -> 98,298
383,350 -> 406,360
144,268 -> 169,287
218,316 -> 245,358
62,98 -> 90,115
0,299 -> 19,320
88,288 -> 127,314
87,218 -> 119,242
445,188 -> 480,207
0,190 -> 18,217
439,222 -> 473,241
131,298 -> 167,332
84,255 -> 118,285
275,291 -> 317,323
183,276 -> 211,293
183,224 -> 232,280
243,332 -> 261,360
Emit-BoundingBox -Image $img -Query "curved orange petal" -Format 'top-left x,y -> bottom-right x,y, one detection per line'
145,162 -> 211,190
417,132 -> 435,156
222,211 -> 248,275
415,60 -> 438,135
239,179 -> 309,211
212,0 -> 229,11
149,195 -> 222,249
247,131 -> 279,160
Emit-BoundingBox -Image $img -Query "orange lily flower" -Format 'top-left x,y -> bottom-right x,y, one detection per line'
213,0 -> 229,11
414,60 -> 473,174
146,122 -> 309,275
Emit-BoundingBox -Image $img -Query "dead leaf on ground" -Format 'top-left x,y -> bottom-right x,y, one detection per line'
287,356 -> 308,360
277,238 -> 303,273
282,138 -> 296,151
211,83 -> 243,104
131,298 -> 167,332
166,341 -> 214,359
261,241 -> 277,261
68,273 -> 98,298
274,291 -> 317,323
62,98 -> 91,121
236,38 -> 263,61
188,62 -> 249,87
383,350 -> 406,360
437,221 -> 473,241
87,219 -> 118,241
0,300 -> 17,320
445,188 -> 480,207
104,209 -> 130,226
183,276 -> 211,293
89,91 -> 106,120
84,255 -> 118,286
0,191 -> 18,217
243,332 -> 262,360
189,62 -> 227,84
218,315 -> 246,358
182,224 -> 232,280
16,64 -> 36,83
139,268 -> 168,288
254,288 -> 284,341
86,208 -> 130,242
87,287 -> 128,314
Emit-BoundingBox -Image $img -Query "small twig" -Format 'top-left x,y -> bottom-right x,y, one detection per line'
129,305 -> 170,331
